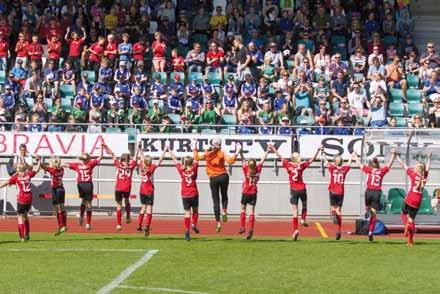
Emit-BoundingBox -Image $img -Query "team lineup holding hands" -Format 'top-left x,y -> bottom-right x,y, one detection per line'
0,140 -> 432,245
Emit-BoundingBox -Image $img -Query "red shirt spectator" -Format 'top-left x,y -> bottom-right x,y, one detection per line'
27,35 -> 43,61
104,34 -> 118,60
47,36 -> 62,60
0,18 -> 11,37
206,46 -> 225,68
133,40 -> 148,61
0,34 -> 8,58
46,21 -> 63,40
65,27 -> 86,58
152,32 -> 166,58
15,33 -> 29,58
171,49 -> 185,72
88,37 -> 105,62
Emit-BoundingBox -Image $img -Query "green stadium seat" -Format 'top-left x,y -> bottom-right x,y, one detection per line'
407,102 -> 423,116
201,128 -> 216,134
395,117 -> 408,127
387,188 -> 406,201
148,99 -> 164,110
106,127 -> 121,133
222,114 -> 237,125
286,60 -> 295,69
407,74 -> 419,88
188,72 -> 203,84
207,71 -> 222,86
177,46 -> 189,57
220,128 -> 236,135
60,84 -> 74,99
170,72 -> 185,83
406,88 -> 422,103
378,192 -> 387,214
296,115 -> 314,126
192,34 -> 208,46
390,88 -> 404,102
82,70 -> 96,83
390,196 -> 404,214
167,113 -> 181,124
383,35 -> 397,47
124,127 -> 138,143
0,70 -> 5,84
152,72 -> 167,84
389,102 -> 405,117
61,98 -> 72,108
44,98 -> 53,107
26,98 -> 35,108
418,197 -> 434,214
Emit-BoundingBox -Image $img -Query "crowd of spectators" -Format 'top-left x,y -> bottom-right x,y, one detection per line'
0,0 -> 438,136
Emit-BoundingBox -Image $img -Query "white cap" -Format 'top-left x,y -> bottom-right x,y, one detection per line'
211,137 -> 222,147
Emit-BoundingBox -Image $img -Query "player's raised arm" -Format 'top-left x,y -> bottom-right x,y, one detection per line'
33,155 -> 42,173
105,145 -> 117,161
395,152 -> 408,170
157,149 -> 167,166
135,141 -> 142,162
347,153 -> 355,167
97,142 -> 105,161
386,149 -> 397,169
192,138 -> 204,161
310,145 -> 323,162
258,145 -> 271,166
352,152 -> 363,168
166,147 -> 179,164
426,152 -> 432,172
321,149 -> 330,166
269,144 -> 283,161
224,142 -> 241,165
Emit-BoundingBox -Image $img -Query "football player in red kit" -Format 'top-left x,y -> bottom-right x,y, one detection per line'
238,144 -> 270,240
40,156 -> 67,236
353,150 -> 396,242
63,143 -> 104,230
167,147 -> 200,241
0,159 -> 41,241
273,145 -> 322,241
395,152 -> 432,246
137,149 -> 166,237
322,152 -> 354,240
106,142 -> 142,231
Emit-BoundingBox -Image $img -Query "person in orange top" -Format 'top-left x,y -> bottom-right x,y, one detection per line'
193,138 -> 241,232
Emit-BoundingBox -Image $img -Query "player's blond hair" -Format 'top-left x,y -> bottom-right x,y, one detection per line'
183,156 -> 194,168
120,153 -> 130,164
291,152 -> 301,163
415,162 -> 425,174
334,155 -> 343,166
78,153 -> 90,162
247,159 -> 257,177
50,156 -> 61,168
16,163 -> 26,173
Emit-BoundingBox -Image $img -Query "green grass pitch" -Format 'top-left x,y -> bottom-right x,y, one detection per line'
0,233 -> 439,293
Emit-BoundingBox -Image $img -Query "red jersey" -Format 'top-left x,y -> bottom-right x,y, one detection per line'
28,42 -> 43,60
132,42 -> 146,61
105,41 -> 118,59
0,39 -> 8,57
47,40 -> 62,60
242,163 -> 263,195
69,159 -> 99,183
114,159 -> 137,192
283,160 -> 311,191
8,171 -> 36,204
362,166 -> 390,191
67,38 -> 84,57
46,167 -> 64,188
139,164 -> 158,195
89,42 -> 104,62
176,162 -> 199,198
328,165 -> 351,195
151,41 -> 166,58
15,40 -> 29,57
206,50 -> 224,67
172,56 -> 185,72
405,168 -> 428,209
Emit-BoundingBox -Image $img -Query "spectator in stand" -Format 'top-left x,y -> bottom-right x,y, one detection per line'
400,34 -> 418,58
369,95 -> 387,127
118,33 -> 133,70
422,71 -> 440,103
193,8 -> 210,35
368,45 -> 384,66
65,26 -> 86,72
185,42 -> 205,73
234,36 -> 252,80
386,56 -> 407,99
15,32 -> 29,68
61,61 -> 76,93
151,32 -> 166,72
367,56 -> 386,80
28,34 -> 43,67
104,34 -> 118,68
348,82 -> 369,118
210,6 -> 228,31
328,54 -> 348,80
0,31 -> 8,70
47,35 -> 62,69
428,94 -> 440,128
206,41 -> 224,75
420,42 -> 440,70
87,36 -> 105,73
331,71 -> 349,103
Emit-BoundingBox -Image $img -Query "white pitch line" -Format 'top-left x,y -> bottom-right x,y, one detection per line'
3,248 -> 148,252
96,249 -> 159,294
117,285 -> 209,294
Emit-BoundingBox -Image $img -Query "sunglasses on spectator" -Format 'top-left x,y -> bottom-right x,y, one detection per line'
320,103 -> 326,105
340,102 -> 347,104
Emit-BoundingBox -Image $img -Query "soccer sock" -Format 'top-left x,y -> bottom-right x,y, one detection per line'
125,202 -> 131,219
408,222 -> 415,243
24,220 -> 30,236
240,212 -> 246,228
292,217 -> 298,231
86,210 -> 92,225
191,212 -> 199,226
336,214 -> 342,231
249,214 -> 255,231
116,209 -> 122,226
301,208 -> 307,221
369,215 -> 377,234
62,211 -> 67,227
184,217 -> 190,231
222,208 -> 227,214
80,204 -> 85,218
401,213 -> 408,225
137,213 -> 144,227
145,213 -> 152,227
18,224 -> 24,239
56,212 -> 63,228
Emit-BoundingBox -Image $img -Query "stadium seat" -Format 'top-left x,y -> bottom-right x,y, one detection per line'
207,71 -> 222,86
0,70 -> 5,84
390,196 -> 404,214
177,45 -> 189,57
407,102 -> 423,116
26,98 -> 35,108
167,113 -> 181,124
152,72 -> 167,84
224,72 -> 237,83
106,127 -> 121,133
222,114 -> 237,125
395,117 -> 408,127
171,72 -> 185,83
295,95 -> 311,109
220,128 -> 236,135
60,84 -> 74,99
387,188 -> 406,201
390,88 -> 404,102
383,35 -> 397,47
406,88 -> 422,103
201,128 -> 216,134
286,60 -> 295,69
61,98 -> 72,108
188,72 -> 203,84
124,127 -> 137,143
378,192 -> 387,214
407,74 -> 419,88
388,102 -> 405,117
295,115 -> 314,126
418,197 -> 434,214
192,34 -> 208,47
44,98 -> 53,107
82,70 -> 96,83
148,99 -> 164,109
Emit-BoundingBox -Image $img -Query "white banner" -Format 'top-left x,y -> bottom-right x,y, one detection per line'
0,132 -> 129,157
300,133 -> 440,162
138,134 -> 292,158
